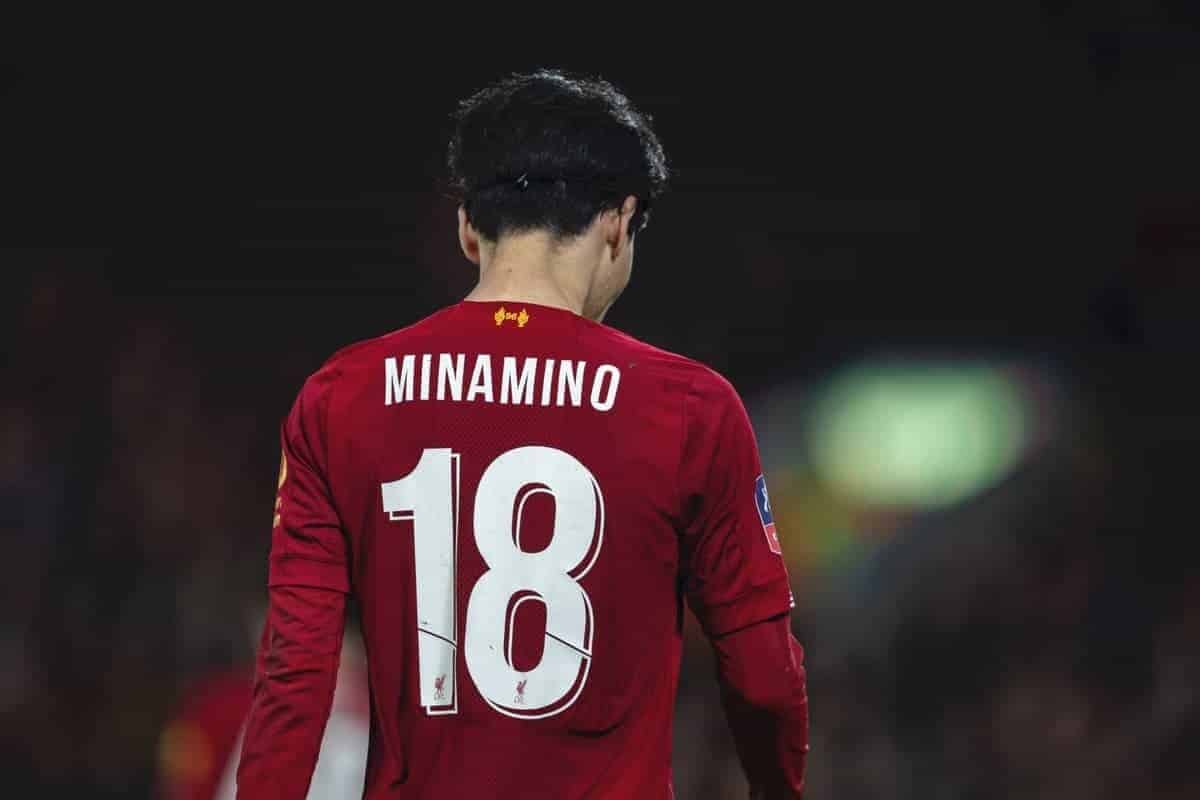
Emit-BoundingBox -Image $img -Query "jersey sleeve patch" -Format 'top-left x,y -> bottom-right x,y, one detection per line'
754,474 -> 782,555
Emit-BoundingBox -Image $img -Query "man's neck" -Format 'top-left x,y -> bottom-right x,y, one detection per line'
465,234 -> 595,317
464,278 -> 583,316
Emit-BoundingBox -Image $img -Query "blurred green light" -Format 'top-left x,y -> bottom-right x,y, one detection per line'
809,362 -> 1028,509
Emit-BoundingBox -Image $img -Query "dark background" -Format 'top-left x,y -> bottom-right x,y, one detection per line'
3,4 -> 1199,798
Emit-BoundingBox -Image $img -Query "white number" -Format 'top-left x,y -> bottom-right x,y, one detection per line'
466,447 -> 603,718
381,446 -> 603,719
380,448 -> 460,714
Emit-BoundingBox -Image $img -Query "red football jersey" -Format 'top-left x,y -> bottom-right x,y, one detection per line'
268,300 -> 794,798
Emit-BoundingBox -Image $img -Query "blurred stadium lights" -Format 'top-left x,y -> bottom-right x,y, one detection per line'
808,362 -> 1029,510
750,357 -> 1061,594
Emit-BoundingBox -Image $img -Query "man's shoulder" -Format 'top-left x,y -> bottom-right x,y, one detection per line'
299,306 -> 457,395
329,306 -> 457,368
593,327 -> 747,430
589,323 -> 732,395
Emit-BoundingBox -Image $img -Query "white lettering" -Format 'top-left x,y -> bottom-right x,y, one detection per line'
438,353 -> 465,401
540,359 -> 556,406
500,356 -> 537,405
590,364 -> 621,411
420,354 -> 432,400
557,360 -> 585,407
467,355 -> 494,403
385,355 -> 415,405
386,354 -> 619,411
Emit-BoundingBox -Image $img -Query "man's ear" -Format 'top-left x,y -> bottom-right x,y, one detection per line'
606,195 -> 639,254
458,207 -> 481,265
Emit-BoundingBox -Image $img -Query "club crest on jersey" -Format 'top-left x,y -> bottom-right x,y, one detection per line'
755,474 -> 782,555
494,306 -> 530,328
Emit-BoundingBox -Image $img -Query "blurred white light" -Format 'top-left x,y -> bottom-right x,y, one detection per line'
808,361 -> 1029,509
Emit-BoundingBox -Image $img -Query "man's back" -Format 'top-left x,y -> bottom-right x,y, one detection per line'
264,300 -> 792,798
238,70 -> 806,800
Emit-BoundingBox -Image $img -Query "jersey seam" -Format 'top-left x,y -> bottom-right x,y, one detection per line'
676,375 -> 695,532
271,553 -> 345,567
705,574 -> 793,605
310,364 -> 352,538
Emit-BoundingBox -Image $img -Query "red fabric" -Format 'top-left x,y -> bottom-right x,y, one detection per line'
237,586 -> 345,799
714,615 -> 809,798
238,300 -> 797,798
158,669 -> 251,800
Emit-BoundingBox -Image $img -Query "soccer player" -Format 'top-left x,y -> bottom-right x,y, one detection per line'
236,70 -> 808,799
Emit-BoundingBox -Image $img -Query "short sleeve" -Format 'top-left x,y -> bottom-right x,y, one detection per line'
679,372 -> 794,637
268,372 -> 350,594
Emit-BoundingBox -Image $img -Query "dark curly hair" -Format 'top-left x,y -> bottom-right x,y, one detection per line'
447,70 -> 669,241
